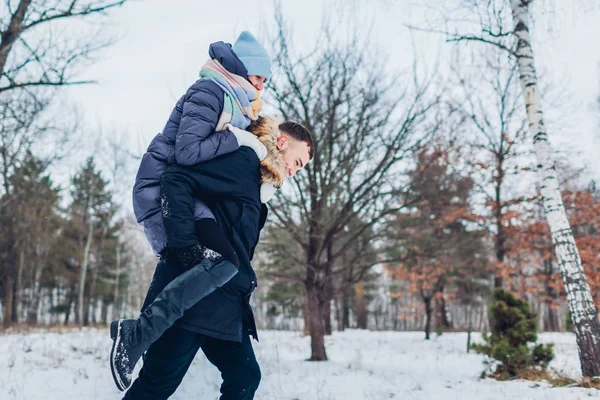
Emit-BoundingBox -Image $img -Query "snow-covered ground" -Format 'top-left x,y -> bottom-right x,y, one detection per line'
0,328 -> 597,399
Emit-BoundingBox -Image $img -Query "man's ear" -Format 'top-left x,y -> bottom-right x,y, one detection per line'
277,135 -> 289,150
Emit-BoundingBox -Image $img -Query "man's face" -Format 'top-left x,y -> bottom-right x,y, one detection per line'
248,75 -> 266,91
277,135 -> 311,177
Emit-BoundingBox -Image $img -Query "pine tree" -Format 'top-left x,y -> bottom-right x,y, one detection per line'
473,289 -> 554,380
0,152 -> 61,325
13,153 -> 61,323
388,140 -> 484,339
67,157 -> 112,326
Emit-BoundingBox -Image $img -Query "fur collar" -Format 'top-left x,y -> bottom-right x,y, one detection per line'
248,117 -> 286,188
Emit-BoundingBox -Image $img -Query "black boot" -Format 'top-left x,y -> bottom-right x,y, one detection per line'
109,256 -> 238,391
110,319 -> 143,391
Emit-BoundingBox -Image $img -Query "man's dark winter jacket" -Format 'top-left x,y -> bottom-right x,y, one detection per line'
141,147 -> 267,342
132,42 -> 249,255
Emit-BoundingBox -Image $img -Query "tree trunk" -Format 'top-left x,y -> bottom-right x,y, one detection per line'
113,243 -> 121,321
334,295 -> 343,332
466,303 -> 473,353
439,294 -> 452,329
90,298 -> 98,325
64,301 -> 72,325
3,278 -> 14,328
355,282 -> 368,329
323,298 -> 332,335
302,293 -> 310,336
545,305 -> 560,332
87,266 -> 99,325
101,299 -> 109,325
511,0 -> 600,377
27,265 -> 44,324
494,164 -> 506,289
341,286 -> 350,330
83,298 -> 90,326
2,215 -> 16,328
543,260 -> 560,332
65,282 -> 76,325
423,295 -> 432,340
13,248 -> 25,323
78,219 -> 94,327
306,280 -> 327,361
0,0 -> 32,76
322,257 -> 333,335
11,267 -> 19,323
49,287 -> 56,324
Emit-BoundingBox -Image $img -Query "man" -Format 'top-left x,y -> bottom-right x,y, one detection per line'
121,121 -> 314,399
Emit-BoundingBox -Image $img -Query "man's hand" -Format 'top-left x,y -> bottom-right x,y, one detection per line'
226,124 -> 267,161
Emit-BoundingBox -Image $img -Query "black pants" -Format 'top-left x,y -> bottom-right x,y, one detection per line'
123,325 -> 260,400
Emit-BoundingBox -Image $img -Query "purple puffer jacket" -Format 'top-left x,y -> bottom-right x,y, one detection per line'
132,42 -> 250,255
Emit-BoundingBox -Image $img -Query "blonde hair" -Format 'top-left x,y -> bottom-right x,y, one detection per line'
248,116 -> 286,188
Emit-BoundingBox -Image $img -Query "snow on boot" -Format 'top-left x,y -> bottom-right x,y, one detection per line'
110,319 -> 145,392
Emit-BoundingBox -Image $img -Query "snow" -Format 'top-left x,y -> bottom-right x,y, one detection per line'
0,329 -> 596,399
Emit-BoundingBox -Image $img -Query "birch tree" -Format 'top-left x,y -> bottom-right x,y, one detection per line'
511,0 -> 600,378
425,0 -> 600,377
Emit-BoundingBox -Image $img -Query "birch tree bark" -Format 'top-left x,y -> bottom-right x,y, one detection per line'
510,0 -> 600,377
14,248 -> 25,323
113,243 -> 121,321
28,264 -> 44,324
78,219 -> 94,327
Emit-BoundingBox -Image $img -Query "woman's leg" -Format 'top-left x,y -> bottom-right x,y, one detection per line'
110,220 -> 239,391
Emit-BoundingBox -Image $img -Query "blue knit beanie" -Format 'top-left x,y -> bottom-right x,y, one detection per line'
232,31 -> 272,81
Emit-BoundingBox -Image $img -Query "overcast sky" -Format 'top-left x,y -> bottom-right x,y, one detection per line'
56,0 -> 600,203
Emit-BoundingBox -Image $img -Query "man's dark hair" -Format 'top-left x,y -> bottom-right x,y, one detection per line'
279,121 -> 314,159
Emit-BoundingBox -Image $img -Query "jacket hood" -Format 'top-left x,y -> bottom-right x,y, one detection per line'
208,41 -> 248,78
248,117 -> 286,188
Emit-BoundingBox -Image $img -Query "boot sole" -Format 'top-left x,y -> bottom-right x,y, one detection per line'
110,320 -> 127,392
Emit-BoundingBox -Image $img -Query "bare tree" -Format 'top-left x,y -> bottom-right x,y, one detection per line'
264,12 -> 441,360
449,45 -> 534,289
0,0 -> 128,328
0,0 -> 127,94
98,133 -> 134,320
0,0 -> 128,192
